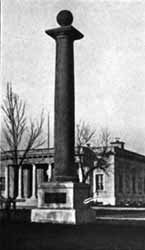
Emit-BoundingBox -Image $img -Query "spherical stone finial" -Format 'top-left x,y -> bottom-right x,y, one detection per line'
57,10 -> 73,26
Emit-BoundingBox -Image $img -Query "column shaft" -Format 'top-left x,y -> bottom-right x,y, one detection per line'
78,162 -> 83,183
5,166 -> 9,198
23,167 -> 31,198
31,164 -> 37,199
54,37 -> 75,181
47,163 -> 52,181
17,165 -> 23,199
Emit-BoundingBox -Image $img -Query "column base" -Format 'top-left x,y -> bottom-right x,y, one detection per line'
16,197 -> 37,208
30,196 -> 37,200
31,182 -> 96,224
16,196 -> 24,200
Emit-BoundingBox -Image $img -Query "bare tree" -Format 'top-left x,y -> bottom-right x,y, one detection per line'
75,120 -> 96,182
76,120 -> 96,147
76,122 -> 111,184
1,82 -> 45,170
82,145 -> 111,184
80,126 -> 112,205
96,127 -> 111,147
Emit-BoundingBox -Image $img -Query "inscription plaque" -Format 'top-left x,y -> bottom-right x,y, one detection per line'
44,192 -> 66,204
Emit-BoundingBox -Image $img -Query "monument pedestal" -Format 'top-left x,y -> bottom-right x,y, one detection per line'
31,182 -> 96,224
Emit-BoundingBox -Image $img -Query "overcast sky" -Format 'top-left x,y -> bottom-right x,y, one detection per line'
1,0 -> 145,154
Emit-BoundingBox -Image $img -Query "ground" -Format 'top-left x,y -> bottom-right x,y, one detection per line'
1,222 -> 145,250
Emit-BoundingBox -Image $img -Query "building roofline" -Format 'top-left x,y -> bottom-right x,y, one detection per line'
114,147 -> 145,163
91,145 -> 145,162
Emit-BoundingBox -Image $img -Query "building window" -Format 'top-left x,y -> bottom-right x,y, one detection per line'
0,177 -> 5,191
138,177 -> 143,194
118,174 -> 123,193
144,177 -> 145,193
96,174 -> 104,191
125,175 -> 130,193
132,176 -> 136,193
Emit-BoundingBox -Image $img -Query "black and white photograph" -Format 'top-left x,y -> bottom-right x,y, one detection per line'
0,0 -> 145,249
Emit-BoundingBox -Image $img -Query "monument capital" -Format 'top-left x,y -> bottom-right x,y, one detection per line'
45,9 -> 83,41
45,26 -> 83,41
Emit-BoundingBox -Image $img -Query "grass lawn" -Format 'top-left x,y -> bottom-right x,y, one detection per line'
0,222 -> 145,250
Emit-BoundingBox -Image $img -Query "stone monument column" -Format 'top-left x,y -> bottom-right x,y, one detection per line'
31,10 -> 96,224
45,10 -> 83,182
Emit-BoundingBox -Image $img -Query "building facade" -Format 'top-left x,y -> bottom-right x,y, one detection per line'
92,141 -> 145,206
0,147 -> 94,208
1,141 -> 145,207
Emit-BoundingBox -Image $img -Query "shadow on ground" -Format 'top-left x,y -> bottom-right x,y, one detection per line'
0,222 -> 145,250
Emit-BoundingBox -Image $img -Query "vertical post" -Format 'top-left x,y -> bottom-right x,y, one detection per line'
92,169 -> 98,202
78,162 -> 83,183
31,164 -> 37,199
48,112 -> 50,149
23,167 -> 31,198
47,163 -> 52,181
45,10 -> 83,182
17,165 -> 23,199
5,166 -> 9,198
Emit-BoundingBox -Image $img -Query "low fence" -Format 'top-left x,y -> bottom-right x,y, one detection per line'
1,206 -> 145,224
0,209 -> 31,223
92,206 -> 145,219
